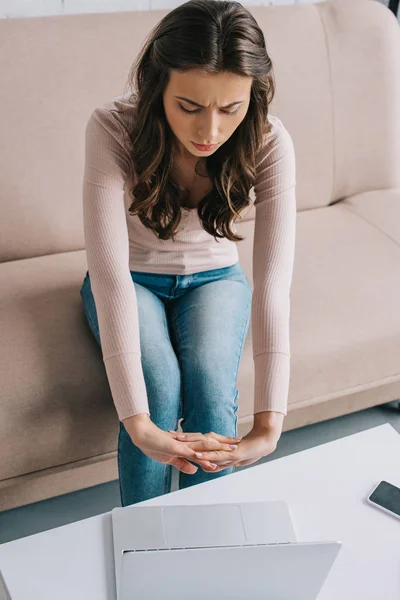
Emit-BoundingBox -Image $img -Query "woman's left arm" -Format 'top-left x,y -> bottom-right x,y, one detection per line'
251,116 -> 297,419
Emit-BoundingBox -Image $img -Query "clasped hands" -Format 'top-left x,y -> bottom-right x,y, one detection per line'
168,411 -> 284,473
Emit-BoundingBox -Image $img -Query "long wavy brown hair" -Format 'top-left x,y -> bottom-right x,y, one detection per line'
122,0 -> 275,242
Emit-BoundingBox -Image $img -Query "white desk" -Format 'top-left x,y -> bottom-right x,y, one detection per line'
1,424 -> 399,600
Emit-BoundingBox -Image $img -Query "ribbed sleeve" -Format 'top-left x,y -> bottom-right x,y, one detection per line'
252,119 -> 297,415
82,107 -> 150,421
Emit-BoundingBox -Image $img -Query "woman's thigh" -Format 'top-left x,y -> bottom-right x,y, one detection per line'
79,273 -> 182,430
168,265 -> 253,437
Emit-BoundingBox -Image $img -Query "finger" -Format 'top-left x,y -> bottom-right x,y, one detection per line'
167,430 -> 202,437
187,441 -> 238,461
168,430 -> 242,443
194,459 -> 226,472
170,433 -> 243,443
208,465 -> 230,473
170,441 -> 205,462
191,449 -> 238,463
185,440 -> 239,453
167,434 -> 240,453
202,462 -> 233,473
174,438 -> 241,454
166,439 -> 239,465
207,432 -> 243,443
192,459 -> 223,472
172,457 -> 199,474
200,464 -> 224,472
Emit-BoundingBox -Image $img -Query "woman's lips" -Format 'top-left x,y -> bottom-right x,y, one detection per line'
192,142 -> 218,151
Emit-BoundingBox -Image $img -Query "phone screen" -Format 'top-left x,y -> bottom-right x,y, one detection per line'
369,481 -> 400,517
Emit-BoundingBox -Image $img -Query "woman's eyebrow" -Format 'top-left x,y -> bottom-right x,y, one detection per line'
175,95 -> 244,109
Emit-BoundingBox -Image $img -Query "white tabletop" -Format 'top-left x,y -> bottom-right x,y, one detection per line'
1,423 -> 399,600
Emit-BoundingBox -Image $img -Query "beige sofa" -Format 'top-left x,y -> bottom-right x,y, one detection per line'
1,0 -> 400,512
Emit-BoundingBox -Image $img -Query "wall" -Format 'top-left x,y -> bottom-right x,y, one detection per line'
0,1 -> 395,24
0,0 -> 326,18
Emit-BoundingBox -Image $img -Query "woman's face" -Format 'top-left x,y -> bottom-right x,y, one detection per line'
162,69 -> 253,165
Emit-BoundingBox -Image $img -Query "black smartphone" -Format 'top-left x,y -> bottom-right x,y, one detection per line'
367,480 -> 400,520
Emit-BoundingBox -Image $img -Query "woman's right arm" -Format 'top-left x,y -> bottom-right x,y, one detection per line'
82,106 -> 150,421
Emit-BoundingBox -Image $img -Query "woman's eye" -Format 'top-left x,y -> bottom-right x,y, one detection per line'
179,105 -> 198,114
178,104 -> 239,116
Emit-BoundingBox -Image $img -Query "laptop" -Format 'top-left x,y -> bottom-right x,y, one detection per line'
111,501 -> 341,600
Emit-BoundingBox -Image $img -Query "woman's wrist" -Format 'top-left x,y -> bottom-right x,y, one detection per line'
122,412 -> 151,436
253,410 -> 285,432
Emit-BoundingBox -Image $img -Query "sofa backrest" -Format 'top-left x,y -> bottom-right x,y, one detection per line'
0,0 -> 399,263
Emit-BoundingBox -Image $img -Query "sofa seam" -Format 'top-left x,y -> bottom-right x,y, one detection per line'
292,371 -> 400,410
0,450 -> 118,483
339,203 -> 400,251
315,2 -> 336,204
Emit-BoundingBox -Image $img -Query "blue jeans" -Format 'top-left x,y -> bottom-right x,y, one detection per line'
80,260 -> 253,506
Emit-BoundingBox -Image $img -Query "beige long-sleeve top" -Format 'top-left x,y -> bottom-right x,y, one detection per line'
82,93 -> 296,422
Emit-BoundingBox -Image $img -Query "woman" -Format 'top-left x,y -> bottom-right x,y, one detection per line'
80,0 -> 296,507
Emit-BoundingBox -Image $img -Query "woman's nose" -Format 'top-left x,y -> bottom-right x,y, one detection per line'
197,114 -> 220,143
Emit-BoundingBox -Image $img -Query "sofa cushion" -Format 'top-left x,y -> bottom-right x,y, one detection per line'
0,254 -> 119,481
317,1 -> 400,201
236,189 -> 400,417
